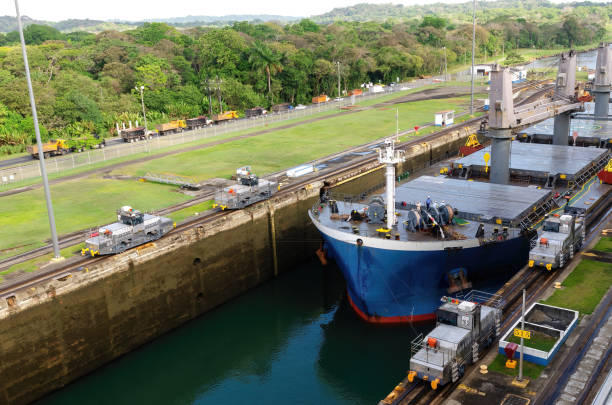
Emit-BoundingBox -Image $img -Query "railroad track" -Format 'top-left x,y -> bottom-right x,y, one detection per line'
380,199 -> 612,405
389,203 -> 612,405
0,140 -> 423,296
0,81 -> 552,295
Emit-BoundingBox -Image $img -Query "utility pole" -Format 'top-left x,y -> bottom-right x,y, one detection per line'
470,0 -> 476,115
444,46 -> 448,81
137,85 -> 147,132
336,61 -> 341,98
396,108 -> 399,140
15,0 -> 61,259
519,289 -> 526,381
213,76 -> 223,114
205,77 -> 213,116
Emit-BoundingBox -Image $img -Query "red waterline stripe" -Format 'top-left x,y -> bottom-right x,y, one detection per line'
347,293 -> 435,324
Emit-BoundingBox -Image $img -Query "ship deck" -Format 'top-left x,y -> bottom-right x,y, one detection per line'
453,142 -> 609,182
563,175 -> 612,215
395,176 -> 552,226
315,176 -> 554,243
519,102 -> 612,147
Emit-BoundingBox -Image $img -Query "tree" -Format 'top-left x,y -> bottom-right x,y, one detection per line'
23,24 -> 63,45
197,29 -> 247,78
130,23 -> 175,46
248,41 -> 283,102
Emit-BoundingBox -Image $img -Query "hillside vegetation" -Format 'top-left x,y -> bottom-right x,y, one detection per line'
0,0 -> 608,155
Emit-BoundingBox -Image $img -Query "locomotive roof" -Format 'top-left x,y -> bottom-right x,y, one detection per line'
428,323 -> 470,345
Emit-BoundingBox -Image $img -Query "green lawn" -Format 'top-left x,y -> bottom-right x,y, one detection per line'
0,85 -> 463,192
488,354 -> 545,380
167,200 -> 214,224
0,89 -> 479,272
593,237 -> 612,253
541,259 -> 612,315
0,176 -> 191,253
507,331 -> 557,352
0,243 -> 85,282
116,95 -> 477,181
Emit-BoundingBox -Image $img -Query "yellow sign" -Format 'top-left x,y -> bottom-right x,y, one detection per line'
483,152 -> 491,173
513,328 -> 531,339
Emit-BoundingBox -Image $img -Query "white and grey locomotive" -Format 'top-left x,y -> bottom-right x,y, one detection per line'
82,206 -> 174,256
408,291 -> 502,389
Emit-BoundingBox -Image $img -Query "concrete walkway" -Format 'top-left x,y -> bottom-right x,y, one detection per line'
555,311 -> 612,404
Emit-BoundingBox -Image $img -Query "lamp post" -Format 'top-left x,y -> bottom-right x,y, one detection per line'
470,0 -> 476,115
137,85 -> 147,132
443,46 -> 448,81
14,0 -> 60,259
336,61 -> 341,99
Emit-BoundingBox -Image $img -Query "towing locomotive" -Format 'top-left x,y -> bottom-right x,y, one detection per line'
528,209 -> 585,270
213,167 -> 278,210
82,206 -> 174,256
408,291 -> 502,389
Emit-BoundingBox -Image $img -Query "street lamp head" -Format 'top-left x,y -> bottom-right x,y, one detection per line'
140,85 -> 144,90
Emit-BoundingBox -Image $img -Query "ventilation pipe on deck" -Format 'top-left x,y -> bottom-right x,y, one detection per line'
377,139 -> 405,230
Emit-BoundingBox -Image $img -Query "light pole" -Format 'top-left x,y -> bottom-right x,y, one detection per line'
443,46 -> 448,81
137,85 -> 147,132
14,0 -> 61,259
470,0 -> 476,115
336,61 -> 341,99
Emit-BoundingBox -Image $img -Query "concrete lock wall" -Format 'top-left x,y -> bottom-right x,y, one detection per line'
0,122 -> 481,405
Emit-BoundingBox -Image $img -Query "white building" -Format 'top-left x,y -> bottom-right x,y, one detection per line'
435,110 -> 454,126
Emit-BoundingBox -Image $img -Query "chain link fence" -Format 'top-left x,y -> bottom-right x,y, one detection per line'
0,77 -> 446,189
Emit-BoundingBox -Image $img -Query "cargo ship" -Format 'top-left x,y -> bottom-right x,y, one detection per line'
309,139 -> 609,323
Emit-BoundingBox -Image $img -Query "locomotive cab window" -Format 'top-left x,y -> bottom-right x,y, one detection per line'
436,309 -> 457,326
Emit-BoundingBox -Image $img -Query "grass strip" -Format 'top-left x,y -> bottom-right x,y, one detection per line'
593,237 -> 612,253
488,354 -> 545,380
167,200 -> 214,224
0,242 -> 85,283
507,331 -> 557,352
541,259 -> 612,315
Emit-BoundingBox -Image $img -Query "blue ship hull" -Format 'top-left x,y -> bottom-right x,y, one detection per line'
320,232 -> 529,323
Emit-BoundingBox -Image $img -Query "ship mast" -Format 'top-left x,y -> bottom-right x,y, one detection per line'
378,139 -> 405,230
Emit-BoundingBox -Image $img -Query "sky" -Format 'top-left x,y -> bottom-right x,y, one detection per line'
1,0 -> 605,22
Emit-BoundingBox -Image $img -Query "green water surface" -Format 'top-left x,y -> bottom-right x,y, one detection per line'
36,262 -> 430,405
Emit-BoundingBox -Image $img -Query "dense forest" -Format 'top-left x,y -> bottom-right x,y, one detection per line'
0,0 -> 609,154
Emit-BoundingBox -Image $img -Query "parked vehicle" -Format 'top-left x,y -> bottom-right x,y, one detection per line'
312,95 -> 329,104
528,210 -> 585,270
120,126 -> 148,142
271,103 -> 291,112
211,111 -> 239,123
408,291 -> 501,389
82,206 -> 174,256
27,139 -> 70,158
245,107 -> 266,118
27,135 -> 107,158
156,120 -> 186,135
186,116 -> 211,130
213,166 -> 278,210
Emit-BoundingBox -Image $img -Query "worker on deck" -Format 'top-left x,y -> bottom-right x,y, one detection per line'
426,195 -> 432,210
475,223 -> 485,239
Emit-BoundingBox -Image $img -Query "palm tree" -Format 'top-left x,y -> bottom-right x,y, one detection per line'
248,41 -> 283,103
